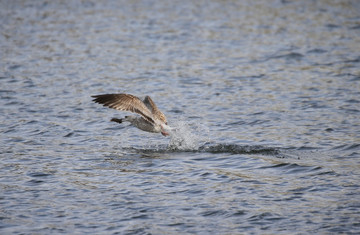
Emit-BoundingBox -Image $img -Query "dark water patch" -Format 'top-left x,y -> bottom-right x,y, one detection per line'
0,95 -> 15,101
27,172 -> 53,178
4,100 -> 23,106
312,171 -> 337,177
26,120 -> 39,125
251,52 -> 304,64
179,77 -> 205,86
273,52 -> 304,60
8,65 -> 22,70
347,152 -> 360,157
299,100 -> 329,109
125,144 -> 350,174
250,111 -> 265,116
2,128 -> 17,134
170,109 -> 184,114
26,179 -> 45,185
230,210 -> 247,217
200,209 -> 228,217
350,24 -> 360,30
289,186 -> 313,193
23,140 -> 42,146
227,119 -> 268,126
339,106 -> 359,114
340,144 -> 360,151
248,212 -> 284,223
125,143 -> 282,156
325,23 -> 340,29
229,74 -> 265,80
57,114 -> 71,119
346,99 -> 360,104
307,48 -> 327,54
247,119 -> 270,126
28,129 -> 48,137
64,132 -> 74,137
263,52 -> 305,63
0,89 -> 16,93
258,163 -> 323,175
344,56 -> 360,63
295,146 -> 321,151
331,144 -> 348,150
333,72 -> 359,80
198,144 -> 281,156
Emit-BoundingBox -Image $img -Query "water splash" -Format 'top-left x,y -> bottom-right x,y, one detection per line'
167,121 -> 209,151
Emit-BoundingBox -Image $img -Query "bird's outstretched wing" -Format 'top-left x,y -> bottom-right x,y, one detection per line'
143,96 -> 167,124
92,94 -> 155,124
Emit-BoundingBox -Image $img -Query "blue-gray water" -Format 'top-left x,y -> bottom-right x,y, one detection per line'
1,0 -> 360,234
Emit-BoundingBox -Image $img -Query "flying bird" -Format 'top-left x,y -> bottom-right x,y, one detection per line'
92,93 -> 171,136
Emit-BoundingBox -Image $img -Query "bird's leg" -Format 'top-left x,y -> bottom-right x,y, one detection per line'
111,118 -> 122,124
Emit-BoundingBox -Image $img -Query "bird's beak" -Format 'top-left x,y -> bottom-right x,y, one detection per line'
161,124 -> 171,136
162,124 -> 171,130
161,131 -> 170,136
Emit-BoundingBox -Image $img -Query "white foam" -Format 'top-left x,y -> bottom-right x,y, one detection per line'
167,120 -> 209,151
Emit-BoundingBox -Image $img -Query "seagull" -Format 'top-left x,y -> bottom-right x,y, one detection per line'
92,93 -> 171,136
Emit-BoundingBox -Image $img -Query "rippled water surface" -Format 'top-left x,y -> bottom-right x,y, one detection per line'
1,0 -> 360,234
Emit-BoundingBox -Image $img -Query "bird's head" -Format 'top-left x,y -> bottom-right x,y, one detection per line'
160,123 -> 171,136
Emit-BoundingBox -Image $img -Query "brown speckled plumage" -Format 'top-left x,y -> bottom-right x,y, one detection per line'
92,93 -> 170,136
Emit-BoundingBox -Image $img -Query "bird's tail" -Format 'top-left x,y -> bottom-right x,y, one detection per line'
111,118 -> 123,124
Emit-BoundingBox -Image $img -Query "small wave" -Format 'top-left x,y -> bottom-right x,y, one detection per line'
271,52 -> 304,61
125,143 -> 282,157
198,143 -> 281,155
257,163 -> 324,175
331,144 -> 360,151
